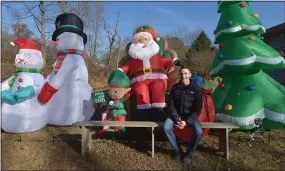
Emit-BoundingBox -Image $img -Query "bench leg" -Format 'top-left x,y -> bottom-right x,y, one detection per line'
152,127 -> 155,158
218,128 -> 229,160
82,126 -> 92,156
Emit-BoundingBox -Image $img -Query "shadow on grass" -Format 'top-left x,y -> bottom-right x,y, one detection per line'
47,127 -> 105,170
53,133 -> 82,154
50,126 -> 273,170
51,125 -> 284,170
47,128 -> 227,159
2,125 -> 99,170
112,127 -> 227,158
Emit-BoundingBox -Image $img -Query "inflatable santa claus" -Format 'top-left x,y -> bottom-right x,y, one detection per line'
117,24 -> 184,121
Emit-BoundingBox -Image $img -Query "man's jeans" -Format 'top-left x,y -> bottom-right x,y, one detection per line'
163,117 -> 203,156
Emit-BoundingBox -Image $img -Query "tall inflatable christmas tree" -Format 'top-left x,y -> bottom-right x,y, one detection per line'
210,1 -> 285,130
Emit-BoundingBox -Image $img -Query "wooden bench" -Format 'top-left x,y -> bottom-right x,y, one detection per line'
74,121 -> 239,160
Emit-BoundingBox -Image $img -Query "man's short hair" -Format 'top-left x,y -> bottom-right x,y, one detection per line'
179,66 -> 191,73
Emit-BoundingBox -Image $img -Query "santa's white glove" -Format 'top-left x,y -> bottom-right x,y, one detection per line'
173,59 -> 187,67
107,100 -> 115,109
107,100 -> 120,109
108,101 -> 114,106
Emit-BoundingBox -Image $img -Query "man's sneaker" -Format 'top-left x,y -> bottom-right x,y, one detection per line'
182,154 -> 192,164
172,152 -> 181,161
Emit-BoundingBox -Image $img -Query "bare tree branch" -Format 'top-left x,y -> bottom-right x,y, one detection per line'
45,9 -> 57,13
103,12 -> 120,74
57,1 -> 69,13
45,35 -> 52,43
16,14 -> 34,20
113,12 -> 120,35
34,21 -> 42,34
2,2 -> 11,8
22,2 -> 41,24
24,4 -> 38,15
45,2 -> 56,8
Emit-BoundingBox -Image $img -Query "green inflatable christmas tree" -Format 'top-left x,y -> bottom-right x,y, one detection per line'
210,1 -> 285,130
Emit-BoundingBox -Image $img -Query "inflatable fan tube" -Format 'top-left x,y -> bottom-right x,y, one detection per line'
174,87 -> 215,141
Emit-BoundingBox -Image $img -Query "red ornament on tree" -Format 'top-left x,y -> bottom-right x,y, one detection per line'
280,51 -> 284,57
219,44 -> 224,49
219,83 -> 225,88
240,2 -> 246,7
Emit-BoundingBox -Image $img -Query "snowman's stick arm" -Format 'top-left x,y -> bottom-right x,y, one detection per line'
1,76 -> 14,91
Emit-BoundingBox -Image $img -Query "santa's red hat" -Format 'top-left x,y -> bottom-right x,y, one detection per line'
133,24 -> 160,41
134,29 -> 160,41
10,38 -> 42,57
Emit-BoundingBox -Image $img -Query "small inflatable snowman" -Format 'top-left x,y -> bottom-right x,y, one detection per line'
1,38 -> 48,133
37,13 -> 95,126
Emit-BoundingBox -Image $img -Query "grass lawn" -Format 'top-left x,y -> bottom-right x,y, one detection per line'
2,125 -> 284,170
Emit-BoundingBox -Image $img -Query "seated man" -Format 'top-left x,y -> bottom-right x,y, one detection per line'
163,66 -> 203,164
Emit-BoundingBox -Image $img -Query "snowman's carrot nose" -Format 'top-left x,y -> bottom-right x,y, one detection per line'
49,40 -> 57,45
19,58 -> 25,62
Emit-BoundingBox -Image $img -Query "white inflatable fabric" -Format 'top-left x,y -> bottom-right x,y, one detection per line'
1,38 -> 48,133
39,32 -> 94,126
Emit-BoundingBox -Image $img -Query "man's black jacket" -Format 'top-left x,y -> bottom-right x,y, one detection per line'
167,81 -> 203,125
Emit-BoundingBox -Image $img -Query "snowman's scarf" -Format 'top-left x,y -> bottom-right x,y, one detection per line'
8,68 -> 42,90
53,49 -> 85,75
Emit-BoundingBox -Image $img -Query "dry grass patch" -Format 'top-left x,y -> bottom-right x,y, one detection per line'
2,126 -> 284,170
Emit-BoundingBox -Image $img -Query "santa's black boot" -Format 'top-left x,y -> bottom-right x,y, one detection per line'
149,108 -> 166,122
136,109 -> 150,121
134,109 -> 152,138
146,108 -> 166,135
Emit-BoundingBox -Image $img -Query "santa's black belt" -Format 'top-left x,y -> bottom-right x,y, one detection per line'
130,68 -> 166,79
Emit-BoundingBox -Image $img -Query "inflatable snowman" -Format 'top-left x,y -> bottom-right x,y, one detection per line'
37,13 -> 95,126
1,38 -> 48,133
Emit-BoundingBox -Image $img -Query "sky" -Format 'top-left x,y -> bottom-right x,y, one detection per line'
2,1 -> 285,50
103,1 -> 285,42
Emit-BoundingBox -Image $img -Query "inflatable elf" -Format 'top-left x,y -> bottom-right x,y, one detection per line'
99,70 -> 131,137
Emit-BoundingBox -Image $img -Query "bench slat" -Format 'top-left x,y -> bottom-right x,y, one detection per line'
74,121 -> 239,129
74,121 -> 159,127
201,122 -> 239,129
156,122 -> 239,129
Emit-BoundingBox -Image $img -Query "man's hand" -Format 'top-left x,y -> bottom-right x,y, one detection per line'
175,120 -> 187,129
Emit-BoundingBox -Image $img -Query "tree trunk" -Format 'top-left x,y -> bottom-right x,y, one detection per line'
93,25 -> 99,59
40,1 -> 46,67
59,2 -> 68,13
107,49 -> 112,76
116,35 -> 121,68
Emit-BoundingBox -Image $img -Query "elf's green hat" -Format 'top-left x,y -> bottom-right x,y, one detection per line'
108,70 -> 130,88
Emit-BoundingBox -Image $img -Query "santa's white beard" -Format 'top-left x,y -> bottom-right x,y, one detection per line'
128,40 -> 159,61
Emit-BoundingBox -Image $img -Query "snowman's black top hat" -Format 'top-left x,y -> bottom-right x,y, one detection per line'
52,13 -> 87,44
